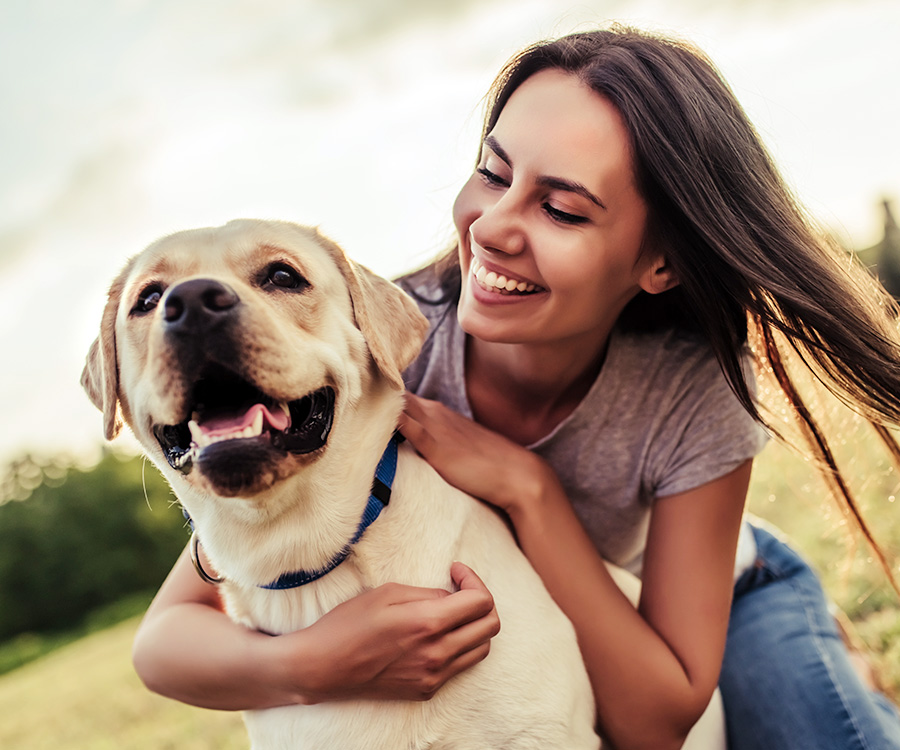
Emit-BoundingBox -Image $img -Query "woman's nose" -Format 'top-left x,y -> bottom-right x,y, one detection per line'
469,196 -> 527,257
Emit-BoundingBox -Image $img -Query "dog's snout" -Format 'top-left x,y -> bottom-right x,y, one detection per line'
163,279 -> 239,333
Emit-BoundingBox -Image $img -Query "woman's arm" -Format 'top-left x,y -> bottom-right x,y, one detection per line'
516,460 -> 749,749
132,545 -> 500,710
401,393 -> 750,750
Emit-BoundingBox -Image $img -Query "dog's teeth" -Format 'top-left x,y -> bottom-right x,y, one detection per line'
251,408 -> 264,437
187,411 -> 267,448
188,419 -> 211,449
172,445 -> 197,474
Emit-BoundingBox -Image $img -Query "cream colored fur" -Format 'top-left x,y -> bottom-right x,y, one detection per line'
82,219 -> 725,749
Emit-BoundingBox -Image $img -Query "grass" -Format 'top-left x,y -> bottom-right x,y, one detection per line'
746,386 -> 900,700
0,592 -> 155,677
0,393 -> 897,748
0,617 -> 246,750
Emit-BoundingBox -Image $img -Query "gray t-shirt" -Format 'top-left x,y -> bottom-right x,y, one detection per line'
400,277 -> 769,577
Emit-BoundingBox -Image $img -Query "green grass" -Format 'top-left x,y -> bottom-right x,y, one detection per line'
0,617 -> 246,749
0,592 -> 155,677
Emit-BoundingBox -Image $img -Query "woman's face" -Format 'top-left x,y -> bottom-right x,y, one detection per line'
453,68 -> 667,349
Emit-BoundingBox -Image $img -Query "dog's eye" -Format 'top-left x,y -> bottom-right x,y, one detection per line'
264,263 -> 309,291
132,283 -> 164,314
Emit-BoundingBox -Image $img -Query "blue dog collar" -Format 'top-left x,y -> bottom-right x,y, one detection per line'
184,433 -> 401,589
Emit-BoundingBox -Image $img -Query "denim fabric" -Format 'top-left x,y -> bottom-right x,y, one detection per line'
720,524 -> 900,750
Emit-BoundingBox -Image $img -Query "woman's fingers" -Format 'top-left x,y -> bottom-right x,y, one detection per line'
296,566 -> 500,703
397,394 -> 439,457
396,564 -> 500,699
430,562 -> 499,638
401,393 -> 551,514
393,564 -> 498,641
392,570 -> 500,700
451,560 -> 485,588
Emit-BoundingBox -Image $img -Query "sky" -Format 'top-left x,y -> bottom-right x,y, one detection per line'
1,0 -> 898,466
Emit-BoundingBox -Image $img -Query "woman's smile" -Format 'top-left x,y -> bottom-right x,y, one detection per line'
470,255 -> 544,296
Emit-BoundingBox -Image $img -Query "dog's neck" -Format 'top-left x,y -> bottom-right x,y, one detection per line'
256,432 -> 401,589
184,429 -> 403,590
176,380 -> 405,592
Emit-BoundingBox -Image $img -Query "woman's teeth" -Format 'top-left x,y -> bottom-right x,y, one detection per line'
472,258 -> 539,294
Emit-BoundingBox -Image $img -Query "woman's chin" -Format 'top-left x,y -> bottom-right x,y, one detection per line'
457,280 -> 543,344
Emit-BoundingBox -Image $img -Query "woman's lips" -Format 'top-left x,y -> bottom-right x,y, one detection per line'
470,257 -> 544,295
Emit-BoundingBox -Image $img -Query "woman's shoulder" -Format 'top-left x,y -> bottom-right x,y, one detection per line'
614,326 -> 724,377
609,329 -> 767,498
609,326 -> 758,416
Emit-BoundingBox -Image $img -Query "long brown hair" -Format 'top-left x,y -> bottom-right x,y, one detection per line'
413,25 -> 900,589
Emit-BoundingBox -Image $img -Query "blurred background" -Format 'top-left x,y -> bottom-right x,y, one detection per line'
1,1 -> 899,747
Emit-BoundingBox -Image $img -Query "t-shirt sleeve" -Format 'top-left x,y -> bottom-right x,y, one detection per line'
648,349 -> 768,499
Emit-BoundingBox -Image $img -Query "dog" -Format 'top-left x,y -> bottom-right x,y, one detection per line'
82,219 -> 725,749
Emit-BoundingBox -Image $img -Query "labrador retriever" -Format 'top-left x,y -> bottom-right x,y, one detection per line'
82,219 -> 725,749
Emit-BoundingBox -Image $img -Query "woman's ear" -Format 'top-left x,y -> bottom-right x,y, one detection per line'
639,256 -> 679,295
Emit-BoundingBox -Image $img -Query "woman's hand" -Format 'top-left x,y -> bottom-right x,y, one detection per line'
288,562 -> 500,703
400,393 -> 558,517
133,548 -> 498,710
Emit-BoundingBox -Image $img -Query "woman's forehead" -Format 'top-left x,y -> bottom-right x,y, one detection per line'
487,69 -> 637,195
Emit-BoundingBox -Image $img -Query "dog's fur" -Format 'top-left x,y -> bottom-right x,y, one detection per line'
82,219 -> 725,749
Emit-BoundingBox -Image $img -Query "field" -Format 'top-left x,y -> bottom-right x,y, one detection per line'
0,617 -> 246,749
745,422 -> 900,699
0,399 -> 897,749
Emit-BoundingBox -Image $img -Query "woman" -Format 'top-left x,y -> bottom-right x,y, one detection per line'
132,26 -> 900,749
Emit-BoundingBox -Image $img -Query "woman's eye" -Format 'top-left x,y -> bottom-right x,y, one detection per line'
543,203 -> 588,225
264,263 -> 309,291
476,167 -> 509,188
132,283 -> 164,314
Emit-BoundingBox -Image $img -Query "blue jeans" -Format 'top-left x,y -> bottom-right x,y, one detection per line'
720,524 -> 900,749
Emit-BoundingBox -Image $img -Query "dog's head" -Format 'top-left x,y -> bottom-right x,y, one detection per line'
82,220 -> 428,501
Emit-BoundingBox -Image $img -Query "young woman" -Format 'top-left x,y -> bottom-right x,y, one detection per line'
132,26 -> 900,750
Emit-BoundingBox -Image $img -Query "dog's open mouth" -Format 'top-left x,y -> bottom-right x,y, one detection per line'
154,364 -> 335,475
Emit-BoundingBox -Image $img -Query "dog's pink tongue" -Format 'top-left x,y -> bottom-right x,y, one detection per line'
199,403 -> 289,437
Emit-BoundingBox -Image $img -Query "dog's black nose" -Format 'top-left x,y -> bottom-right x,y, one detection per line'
163,279 -> 239,334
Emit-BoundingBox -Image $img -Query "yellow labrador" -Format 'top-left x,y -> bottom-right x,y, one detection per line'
82,219 -> 725,749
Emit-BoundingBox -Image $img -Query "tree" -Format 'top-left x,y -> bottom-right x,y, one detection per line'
0,451 -> 188,640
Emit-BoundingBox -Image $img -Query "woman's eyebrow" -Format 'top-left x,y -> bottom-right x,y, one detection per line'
537,176 -> 606,210
483,135 -> 607,210
484,135 -> 512,166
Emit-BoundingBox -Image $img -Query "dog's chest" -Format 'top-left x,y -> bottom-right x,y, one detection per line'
223,566 -> 368,634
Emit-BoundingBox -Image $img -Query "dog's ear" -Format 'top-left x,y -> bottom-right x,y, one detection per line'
81,262 -> 131,440
316,232 -> 429,390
